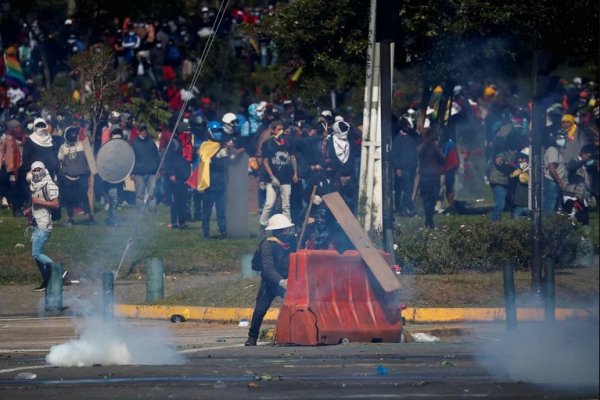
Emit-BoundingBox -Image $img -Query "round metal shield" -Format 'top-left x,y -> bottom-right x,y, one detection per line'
96,139 -> 135,183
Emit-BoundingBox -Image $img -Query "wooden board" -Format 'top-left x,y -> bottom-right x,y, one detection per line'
322,192 -> 401,293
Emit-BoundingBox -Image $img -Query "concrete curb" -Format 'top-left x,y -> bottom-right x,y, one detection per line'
115,304 -> 598,323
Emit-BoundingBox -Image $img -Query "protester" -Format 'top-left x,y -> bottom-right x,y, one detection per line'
259,120 -> 298,231
165,123 -> 192,229
58,126 -> 96,225
563,144 -> 595,225
509,148 -> 530,219
131,124 -> 160,212
417,134 -> 445,228
245,213 -> 295,346
26,161 -> 62,291
543,133 -> 567,214
196,121 -> 230,239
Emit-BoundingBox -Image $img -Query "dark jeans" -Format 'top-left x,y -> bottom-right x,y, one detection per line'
169,180 -> 188,226
490,184 -> 508,222
192,190 -> 203,220
248,279 -> 285,339
543,178 -> 562,214
394,170 -> 416,214
63,176 -> 91,219
420,176 -> 440,228
202,188 -> 226,237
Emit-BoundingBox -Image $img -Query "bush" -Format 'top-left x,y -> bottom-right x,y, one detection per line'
395,214 -> 594,274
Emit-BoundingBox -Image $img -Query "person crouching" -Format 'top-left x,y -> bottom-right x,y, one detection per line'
245,214 -> 296,346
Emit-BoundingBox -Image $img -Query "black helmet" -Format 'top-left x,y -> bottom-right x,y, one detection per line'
65,126 -> 79,144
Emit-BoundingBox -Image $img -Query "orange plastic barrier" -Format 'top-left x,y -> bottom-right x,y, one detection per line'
275,249 -> 403,345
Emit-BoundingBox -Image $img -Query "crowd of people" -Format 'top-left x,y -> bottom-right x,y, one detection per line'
0,7 -> 598,261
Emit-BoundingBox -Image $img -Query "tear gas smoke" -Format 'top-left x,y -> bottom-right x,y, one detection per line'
46,316 -> 184,367
475,321 -> 599,387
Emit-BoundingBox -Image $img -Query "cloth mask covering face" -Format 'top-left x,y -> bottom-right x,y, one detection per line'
556,138 -> 566,147
32,168 -> 48,183
586,159 -> 595,166
519,162 -> 528,170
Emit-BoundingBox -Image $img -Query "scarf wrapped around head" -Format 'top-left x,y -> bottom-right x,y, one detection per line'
332,121 -> 350,164
30,127 -> 53,147
561,114 -> 577,140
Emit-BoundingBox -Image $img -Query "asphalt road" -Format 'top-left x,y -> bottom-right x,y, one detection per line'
0,316 -> 598,399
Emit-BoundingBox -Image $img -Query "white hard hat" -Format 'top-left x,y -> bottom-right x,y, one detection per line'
265,214 -> 294,231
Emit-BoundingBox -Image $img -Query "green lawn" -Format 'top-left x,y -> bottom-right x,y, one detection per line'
1,203 -> 597,308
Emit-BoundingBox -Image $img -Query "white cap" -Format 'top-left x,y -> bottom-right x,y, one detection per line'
33,118 -> 47,128
334,115 -> 344,122
321,110 -> 333,118
265,214 -> 294,231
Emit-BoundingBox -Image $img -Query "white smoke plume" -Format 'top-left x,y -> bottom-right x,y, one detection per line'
46,317 -> 185,367
475,321 -> 599,387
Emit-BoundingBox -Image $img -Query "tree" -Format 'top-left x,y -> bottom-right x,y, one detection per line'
246,0 -> 370,109
67,45 -> 123,142
122,97 -> 172,137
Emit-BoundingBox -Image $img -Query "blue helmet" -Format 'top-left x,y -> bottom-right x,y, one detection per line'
207,121 -> 224,141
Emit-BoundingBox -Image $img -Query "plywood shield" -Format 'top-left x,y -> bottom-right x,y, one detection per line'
322,192 -> 401,293
96,139 -> 135,183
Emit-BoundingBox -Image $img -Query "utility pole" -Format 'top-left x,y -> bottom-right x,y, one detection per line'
531,51 -> 551,303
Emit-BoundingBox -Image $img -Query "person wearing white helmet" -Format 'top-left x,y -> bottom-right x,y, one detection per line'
245,214 -> 295,346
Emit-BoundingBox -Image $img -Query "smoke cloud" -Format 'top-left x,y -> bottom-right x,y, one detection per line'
46,316 -> 184,367
475,321 -> 599,387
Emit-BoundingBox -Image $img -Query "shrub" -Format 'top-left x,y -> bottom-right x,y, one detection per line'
394,214 -> 594,274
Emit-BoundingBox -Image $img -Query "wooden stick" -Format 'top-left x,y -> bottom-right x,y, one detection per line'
297,185 -> 317,251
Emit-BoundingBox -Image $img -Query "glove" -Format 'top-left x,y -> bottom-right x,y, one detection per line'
270,177 -> 280,188
278,279 -> 288,289
312,195 -> 323,205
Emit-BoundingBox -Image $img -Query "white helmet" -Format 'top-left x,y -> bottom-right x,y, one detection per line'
222,112 -> 238,125
265,214 -> 294,231
222,112 -> 238,135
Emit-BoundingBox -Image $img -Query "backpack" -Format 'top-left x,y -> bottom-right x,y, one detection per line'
251,238 -> 267,271
62,147 -> 89,178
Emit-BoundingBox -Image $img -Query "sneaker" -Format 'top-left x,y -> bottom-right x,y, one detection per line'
1,197 -> 8,207
179,224 -> 189,230
33,285 -> 46,292
168,224 -> 179,229
244,337 -> 257,346
65,218 -> 74,226
219,232 -> 227,240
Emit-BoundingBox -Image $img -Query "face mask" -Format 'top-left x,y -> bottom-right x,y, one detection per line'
586,159 -> 595,166
519,162 -> 528,170
556,138 -> 566,147
32,169 -> 47,183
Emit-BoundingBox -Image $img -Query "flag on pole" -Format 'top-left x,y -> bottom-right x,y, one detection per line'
3,47 -> 26,87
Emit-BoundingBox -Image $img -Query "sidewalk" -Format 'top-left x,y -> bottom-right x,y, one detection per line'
114,303 -> 598,324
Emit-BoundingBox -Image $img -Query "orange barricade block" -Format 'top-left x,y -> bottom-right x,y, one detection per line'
275,249 -> 403,345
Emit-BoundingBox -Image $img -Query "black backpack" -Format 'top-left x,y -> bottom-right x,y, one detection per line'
251,238 -> 267,271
